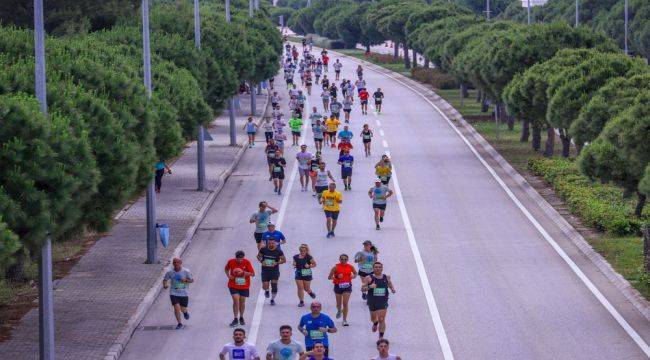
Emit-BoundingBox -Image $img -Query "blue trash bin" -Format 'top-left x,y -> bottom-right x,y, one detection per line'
157,223 -> 170,248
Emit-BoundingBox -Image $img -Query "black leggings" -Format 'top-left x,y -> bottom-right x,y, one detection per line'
155,169 -> 164,190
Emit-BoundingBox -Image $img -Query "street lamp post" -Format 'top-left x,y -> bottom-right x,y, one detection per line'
226,0 -> 237,146
249,0 -> 256,118
527,0 -> 531,25
194,0 -> 206,191
575,0 -> 579,27
624,0 -> 629,55
34,2 -> 55,358
142,0 -> 158,265
485,0 -> 491,20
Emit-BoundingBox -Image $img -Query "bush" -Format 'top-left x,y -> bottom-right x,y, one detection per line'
411,67 -> 459,89
305,34 -> 347,50
528,157 -> 644,235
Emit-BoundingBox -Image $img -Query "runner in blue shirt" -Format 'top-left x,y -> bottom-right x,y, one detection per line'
298,302 -> 337,357
337,150 -> 354,191
337,125 -> 353,143
262,222 -> 286,249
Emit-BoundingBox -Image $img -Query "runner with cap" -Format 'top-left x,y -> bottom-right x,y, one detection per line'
250,202 -> 278,249
225,251 -> 255,327
354,241 -> 379,300
369,179 -> 394,230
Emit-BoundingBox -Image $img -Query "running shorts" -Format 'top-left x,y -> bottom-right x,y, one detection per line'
247,131 -> 256,136
358,271 -> 372,278
331,112 -> 340,119
292,131 -> 301,136
299,168 -> 309,177
328,131 -> 337,138
343,109 -> 351,114
372,203 -> 386,210
272,172 -> 285,180
333,283 -> 352,294
363,138 -> 372,144
228,287 -> 250,297
170,295 -> 189,307
324,210 -> 339,220
361,100 -> 368,105
261,268 -> 280,282
367,301 -> 388,312
254,232 -> 263,243
315,186 -> 327,194
375,100 -> 382,105
341,168 -> 352,179
314,138 -> 323,143
295,270 -> 313,281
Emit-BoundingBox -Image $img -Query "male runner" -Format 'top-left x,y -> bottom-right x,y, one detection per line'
371,339 -> 402,360
369,179 -> 394,230
355,77 -> 366,95
312,120 -> 326,152
362,262 -> 396,339
270,151 -> 287,195
298,302 -> 337,357
338,125 -> 353,143
314,163 -> 335,201
373,88 -> 384,114
321,75 -> 330,92
333,59 -> 342,80
304,342 -> 333,360
220,328 -> 260,360
263,117 -> 274,143
225,251 -> 255,327
355,240 -> 378,300
162,257 -> 194,329
250,201 -> 278,248
359,88 -> 370,115
342,95 -> 353,123
265,139 -> 280,181
337,149 -> 354,191
289,114 -> 303,146
297,145 -> 313,191
271,91 -> 280,108
324,116 -> 340,148
258,239 -> 286,306
266,325 -> 305,360
319,182 -> 342,238
309,107 -> 322,128
337,138 -> 353,158
262,222 -> 286,249
329,98 -> 341,121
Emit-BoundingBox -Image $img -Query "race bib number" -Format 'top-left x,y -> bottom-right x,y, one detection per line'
361,263 -> 373,271
264,259 -> 275,266
301,268 -> 312,276
232,349 -> 246,359
363,135 -> 371,139
309,330 -> 324,340
344,162 -> 351,168
380,176 -> 388,181
324,199 -> 334,207
235,277 -> 246,286
274,166 -> 282,172
173,281 -> 187,290
338,282 -> 351,288
268,151 -> 275,158
373,287 -> 387,297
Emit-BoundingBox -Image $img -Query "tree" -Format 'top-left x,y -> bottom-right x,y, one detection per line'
578,92 -> 650,217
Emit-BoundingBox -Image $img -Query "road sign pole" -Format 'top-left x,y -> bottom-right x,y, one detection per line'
34,0 -> 55,358
194,0 -> 206,191
142,0 -> 158,264
226,0 -> 237,146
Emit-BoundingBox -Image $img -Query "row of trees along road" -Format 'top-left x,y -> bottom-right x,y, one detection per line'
0,1 -> 281,283
287,0 -> 649,215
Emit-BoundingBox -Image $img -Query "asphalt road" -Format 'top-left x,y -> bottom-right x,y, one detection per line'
120,46 -> 650,360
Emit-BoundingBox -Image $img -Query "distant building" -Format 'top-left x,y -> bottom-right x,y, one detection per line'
521,0 -> 547,7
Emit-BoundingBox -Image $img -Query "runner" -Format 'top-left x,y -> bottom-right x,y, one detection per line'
327,254 -> 357,326
305,71 -> 313,95
243,116 -> 259,148
220,328 -> 260,360
304,342 -> 333,360
274,128 -> 287,152
362,262 -> 396,339
250,201 -> 279,248
374,155 -> 392,185
371,339 -> 401,360
309,106 -> 323,129
271,91 -> 280,108
270,151 -> 287,195
359,87 -> 370,115
328,83 -> 338,100
262,221 -> 286,249
320,89 -> 330,112
319,182 -> 342,238
355,77 -> 366,95
337,149 -> 354,191
368,179 -> 394,230
257,239 -> 286,306
325,115 -> 340,148
297,145 -> 313,191
298,302 -> 337,356
312,120 -> 326,152
321,75 -> 330,92
265,139 -> 280,181
342,95 -> 353,123
333,59 -> 342,81
302,37 -> 307,49
308,152 -> 323,195
338,125 -> 353,143
162,258 -> 193,330
340,79 -> 348,98
361,124 -> 374,157
289,114 -> 303,146
354,240 -> 377,299
224,250 -> 255,327
373,88 -> 384,114
314,65 -> 322,85
266,325 -> 306,360
314,163 -> 335,202
294,244 -> 317,307
337,137 -> 353,158
263,117 -> 275,143
297,90 -> 307,114
356,64 -> 363,79
322,53 -> 329,72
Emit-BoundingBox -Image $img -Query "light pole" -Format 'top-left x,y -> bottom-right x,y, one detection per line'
485,0 -> 491,20
249,0 -> 256,119
142,0 -> 158,264
34,1 -> 55,358
624,0 -> 629,55
194,0 -> 206,191
527,0 -> 531,25
249,0 -> 253,17
575,0 -> 579,27
226,0 -> 237,146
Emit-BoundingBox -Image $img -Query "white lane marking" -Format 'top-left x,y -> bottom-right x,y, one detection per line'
376,119 -> 381,126
382,140 -> 388,148
379,129 -> 385,137
249,95 -> 310,346
354,58 -> 650,356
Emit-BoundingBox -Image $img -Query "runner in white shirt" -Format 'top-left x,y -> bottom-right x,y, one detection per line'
266,325 -> 306,360
220,328 -> 260,360
296,145 -> 313,191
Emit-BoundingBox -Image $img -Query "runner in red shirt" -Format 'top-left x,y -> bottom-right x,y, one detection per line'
327,254 -> 357,326
359,89 -> 370,115
224,250 -> 255,327
337,138 -> 353,157
322,55 -> 330,73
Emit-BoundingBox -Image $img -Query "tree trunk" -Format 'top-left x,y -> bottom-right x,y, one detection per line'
412,50 -> 417,68
501,104 -> 514,130
559,129 -> 571,158
520,119 -> 530,142
365,43 -> 370,53
480,93 -> 489,113
476,89 -> 482,103
531,123 -> 541,151
393,42 -> 398,60
642,224 -> 650,272
424,57 -> 430,68
403,44 -> 411,69
575,141 -> 583,155
636,192 -> 647,218
544,126 -> 555,157
460,83 -> 469,98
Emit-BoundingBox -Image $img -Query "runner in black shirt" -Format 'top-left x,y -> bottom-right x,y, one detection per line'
373,88 -> 384,114
257,239 -> 286,306
270,152 -> 287,195
293,244 -> 317,307
362,262 -> 395,339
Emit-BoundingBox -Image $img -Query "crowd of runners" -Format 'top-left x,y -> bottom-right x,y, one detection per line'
163,38 -> 401,360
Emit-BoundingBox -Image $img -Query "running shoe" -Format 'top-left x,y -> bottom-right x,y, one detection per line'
270,299 -> 276,306
342,321 -> 349,326
336,309 -> 342,319
372,322 -> 378,332
362,292 -> 367,300
229,318 -> 239,327
265,290 -> 270,298
239,317 -> 245,325
298,301 -> 305,307
376,224 -> 380,230
309,292 -> 316,299
183,311 -> 190,320
176,323 -> 183,330
380,216 -> 384,222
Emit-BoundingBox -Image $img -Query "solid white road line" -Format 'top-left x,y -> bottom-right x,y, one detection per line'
379,129 -> 385,137
248,96 -> 311,346
358,60 -> 650,357
376,119 -> 381,126
382,140 -> 388,148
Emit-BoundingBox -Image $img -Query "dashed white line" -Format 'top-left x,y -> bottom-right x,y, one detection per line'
376,119 -> 381,126
379,129 -> 385,137
382,140 -> 388,148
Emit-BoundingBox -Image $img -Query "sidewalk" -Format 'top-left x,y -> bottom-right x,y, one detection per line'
0,91 -> 270,359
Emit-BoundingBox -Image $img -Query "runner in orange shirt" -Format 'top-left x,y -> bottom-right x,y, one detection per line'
224,250 -> 255,327
327,254 -> 357,326
359,88 -> 370,115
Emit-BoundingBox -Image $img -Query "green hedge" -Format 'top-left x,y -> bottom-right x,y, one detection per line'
528,157 -> 645,235
411,67 -> 459,89
305,34 -> 347,49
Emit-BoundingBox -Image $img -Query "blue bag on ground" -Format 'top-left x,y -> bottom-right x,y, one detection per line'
158,224 -> 170,248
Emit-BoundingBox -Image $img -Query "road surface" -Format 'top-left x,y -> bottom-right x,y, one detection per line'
120,46 -> 650,359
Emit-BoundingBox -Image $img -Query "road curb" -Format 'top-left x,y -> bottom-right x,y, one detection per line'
333,49 -> 650,321
104,93 -> 270,360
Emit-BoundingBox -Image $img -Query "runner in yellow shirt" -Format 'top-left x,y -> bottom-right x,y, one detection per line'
374,155 -> 393,185
325,116 -> 340,148
319,183 -> 342,238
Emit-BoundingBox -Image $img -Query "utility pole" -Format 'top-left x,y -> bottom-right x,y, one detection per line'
485,0 -> 491,20
624,0 -> 629,55
194,0 -> 206,191
34,0 -> 55,358
249,0 -> 256,119
249,0 -> 253,17
527,0 -> 531,24
142,0 -> 158,265
226,0 -> 237,146
575,0 -> 579,27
